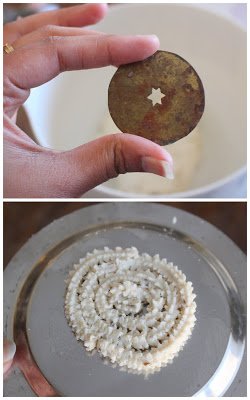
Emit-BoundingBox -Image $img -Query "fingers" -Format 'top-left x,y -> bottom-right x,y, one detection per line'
3,339 -> 16,375
56,133 -> 173,197
5,34 -> 159,90
4,114 -> 173,198
13,26 -> 105,49
4,4 -> 108,43
4,128 -> 173,198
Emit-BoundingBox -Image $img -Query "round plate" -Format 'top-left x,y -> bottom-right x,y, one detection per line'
4,204 -> 246,397
108,51 -> 205,145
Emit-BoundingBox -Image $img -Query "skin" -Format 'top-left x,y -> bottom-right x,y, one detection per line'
3,339 -> 16,376
4,3 -> 173,198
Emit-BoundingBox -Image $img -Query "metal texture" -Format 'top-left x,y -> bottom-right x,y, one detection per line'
3,204 -> 246,397
108,51 -> 205,145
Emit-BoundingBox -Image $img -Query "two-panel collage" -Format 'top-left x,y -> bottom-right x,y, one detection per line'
3,2 -> 247,398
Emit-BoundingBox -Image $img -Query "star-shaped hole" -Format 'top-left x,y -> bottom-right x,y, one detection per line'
147,88 -> 166,106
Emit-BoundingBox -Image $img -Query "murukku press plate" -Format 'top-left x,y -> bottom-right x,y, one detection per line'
108,51 -> 205,145
4,204 -> 245,396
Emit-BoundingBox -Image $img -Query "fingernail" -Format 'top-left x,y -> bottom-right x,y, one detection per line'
3,339 -> 16,363
141,156 -> 174,180
161,160 -> 175,180
136,34 -> 160,44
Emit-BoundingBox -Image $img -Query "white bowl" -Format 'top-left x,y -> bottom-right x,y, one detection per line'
24,4 -> 246,198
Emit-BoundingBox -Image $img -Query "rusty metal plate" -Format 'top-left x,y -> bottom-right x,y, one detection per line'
108,51 -> 205,145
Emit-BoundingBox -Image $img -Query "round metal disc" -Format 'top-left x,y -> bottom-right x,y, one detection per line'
4,204 -> 245,396
108,51 -> 205,145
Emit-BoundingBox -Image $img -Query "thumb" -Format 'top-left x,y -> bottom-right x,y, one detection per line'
57,133 -> 174,197
3,339 -> 16,375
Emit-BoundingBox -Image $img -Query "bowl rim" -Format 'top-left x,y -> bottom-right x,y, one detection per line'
105,3 -> 247,32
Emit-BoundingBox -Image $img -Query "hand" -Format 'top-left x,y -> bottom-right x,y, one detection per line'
4,3 -> 173,198
3,339 -> 16,376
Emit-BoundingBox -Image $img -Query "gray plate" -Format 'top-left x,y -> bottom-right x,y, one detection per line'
3,203 -> 246,397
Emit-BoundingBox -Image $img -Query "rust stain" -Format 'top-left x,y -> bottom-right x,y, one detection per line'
108,50 -> 205,145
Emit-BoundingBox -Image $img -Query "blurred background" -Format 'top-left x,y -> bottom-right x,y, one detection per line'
4,202 -> 246,268
3,3 -> 247,199
3,3 -> 246,26
4,3 -> 71,23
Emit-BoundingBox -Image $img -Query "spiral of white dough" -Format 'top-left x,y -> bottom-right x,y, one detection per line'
65,247 -> 196,374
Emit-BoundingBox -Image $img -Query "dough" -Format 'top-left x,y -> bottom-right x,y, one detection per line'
65,247 -> 196,374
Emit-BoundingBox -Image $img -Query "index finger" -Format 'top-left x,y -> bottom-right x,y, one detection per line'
4,34 -> 160,91
4,3 -> 108,43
